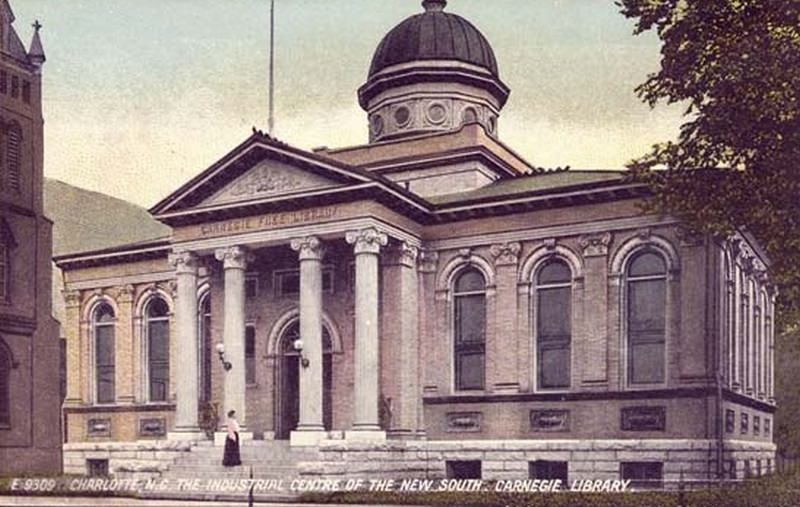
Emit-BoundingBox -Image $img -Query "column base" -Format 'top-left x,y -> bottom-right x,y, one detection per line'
345,429 -> 386,443
214,431 -> 254,446
167,429 -> 207,441
290,430 -> 329,447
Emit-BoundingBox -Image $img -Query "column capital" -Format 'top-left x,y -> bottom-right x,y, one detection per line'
386,241 -> 419,268
418,249 -> 439,273
346,228 -> 388,255
116,284 -> 136,304
214,245 -> 254,270
489,241 -> 521,266
168,250 -> 199,275
63,289 -> 81,309
290,236 -> 325,261
579,232 -> 612,257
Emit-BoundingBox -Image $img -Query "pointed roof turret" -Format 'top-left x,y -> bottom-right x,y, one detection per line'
28,19 -> 45,68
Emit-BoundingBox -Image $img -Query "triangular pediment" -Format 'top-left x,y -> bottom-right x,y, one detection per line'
150,133 -> 383,217
201,158 -> 339,206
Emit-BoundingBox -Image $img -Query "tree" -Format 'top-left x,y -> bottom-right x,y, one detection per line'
617,0 -> 800,328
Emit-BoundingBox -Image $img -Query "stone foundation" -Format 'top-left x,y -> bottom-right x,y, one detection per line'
63,439 -> 208,481
299,439 -> 776,487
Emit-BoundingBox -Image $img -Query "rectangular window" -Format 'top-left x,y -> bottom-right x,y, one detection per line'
753,415 -> 760,435
60,338 -> 67,402
529,460 -> 568,483
245,325 -> 256,385
445,460 -> 481,479
148,319 -> 169,402
765,418 -> 771,436
628,279 -> 666,384
0,245 -> 8,301
741,412 -> 749,434
22,81 -> 31,104
454,293 -> 485,390
620,462 -> 663,490
245,275 -> 259,299
275,268 -> 334,297
537,286 -> 571,389
95,325 -> 115,403
86,459 -> 109,477
10,75 -> 18,98
0,71 -> 7,94
725,409 -> 735,433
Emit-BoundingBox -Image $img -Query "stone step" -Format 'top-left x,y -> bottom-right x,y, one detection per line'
167,465 -> 299,475
138,489 -> 301,503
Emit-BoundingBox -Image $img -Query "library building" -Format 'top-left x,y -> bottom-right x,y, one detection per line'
56,0 -> 775,487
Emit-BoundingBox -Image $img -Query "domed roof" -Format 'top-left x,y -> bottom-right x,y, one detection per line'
368,0 -> 499,78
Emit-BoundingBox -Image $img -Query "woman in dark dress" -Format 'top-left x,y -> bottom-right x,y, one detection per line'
222,410 -> 242,467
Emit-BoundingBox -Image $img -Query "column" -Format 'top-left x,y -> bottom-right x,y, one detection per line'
168,251 -> 203,438
289,236 -> 327,446
381,241 -> 419,437
580,233 -> 611,384
115,285 -> 135,404
489,242 -> 521,393
346,228 -> 388,441
214,246 -> 252,433
63,290 -> 83,406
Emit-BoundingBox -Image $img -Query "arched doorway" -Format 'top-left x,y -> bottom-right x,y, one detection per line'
275,322 -> 333,439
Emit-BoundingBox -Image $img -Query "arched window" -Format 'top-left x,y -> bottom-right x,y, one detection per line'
6,123 -> 21,192
0,340 -> 10,426
453,268 -> 486,391
93,303 -> 115,403
626,251 -> 667,385
463,107 -> 478,124
535,259 -> 572,389
145,298 -> 170,402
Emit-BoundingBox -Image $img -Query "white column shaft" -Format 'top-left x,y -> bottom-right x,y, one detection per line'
170,252 -> 199,432
215,246 -> 251,428
298,255 -> 324,431
354,251 -> 380,429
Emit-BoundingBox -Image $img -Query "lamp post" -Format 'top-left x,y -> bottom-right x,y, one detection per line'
293,338 -> 310,368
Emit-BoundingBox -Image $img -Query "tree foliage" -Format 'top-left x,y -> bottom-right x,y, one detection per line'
617,0 -> 800,328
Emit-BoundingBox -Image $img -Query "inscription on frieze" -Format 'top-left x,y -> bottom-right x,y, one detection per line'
198,206 -> 340,237
530,409 -> 570,432
621,406 -> 666,431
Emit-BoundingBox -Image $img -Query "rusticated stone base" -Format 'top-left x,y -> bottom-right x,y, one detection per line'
62,439 -> 209,481
297,439 -> 777,488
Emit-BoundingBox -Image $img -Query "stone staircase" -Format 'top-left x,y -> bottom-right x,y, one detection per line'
139,439 -> 320,502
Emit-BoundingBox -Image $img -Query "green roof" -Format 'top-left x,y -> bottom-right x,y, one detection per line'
427,170 -> 627,205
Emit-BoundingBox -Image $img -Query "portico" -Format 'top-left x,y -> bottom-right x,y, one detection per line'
166,219 -> 416,445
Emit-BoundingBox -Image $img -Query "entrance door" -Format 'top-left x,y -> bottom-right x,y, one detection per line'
276,322 -> 332,439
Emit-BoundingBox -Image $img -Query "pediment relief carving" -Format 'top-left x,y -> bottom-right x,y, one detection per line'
203,159 -> 338,206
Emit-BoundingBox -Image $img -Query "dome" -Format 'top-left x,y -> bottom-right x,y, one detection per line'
368,0 -> 499,78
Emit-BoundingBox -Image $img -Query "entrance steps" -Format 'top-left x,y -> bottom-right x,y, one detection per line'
139,439 -> 320,502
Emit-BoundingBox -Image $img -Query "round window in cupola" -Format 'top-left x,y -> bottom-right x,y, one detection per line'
394,106 -> 412,128
426,102 -> 447,125
370,114 -> 385,136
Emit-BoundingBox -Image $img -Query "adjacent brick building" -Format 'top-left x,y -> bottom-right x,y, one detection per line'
0,0 -> 62,474
56,0 -> 775,486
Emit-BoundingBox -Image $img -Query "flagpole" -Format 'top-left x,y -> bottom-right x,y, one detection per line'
268,0 -> 275,135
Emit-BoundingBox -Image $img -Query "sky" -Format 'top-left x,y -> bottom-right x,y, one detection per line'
11,0 -> 685,209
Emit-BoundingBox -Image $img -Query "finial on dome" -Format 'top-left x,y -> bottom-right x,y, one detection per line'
422,0 -> 447,12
